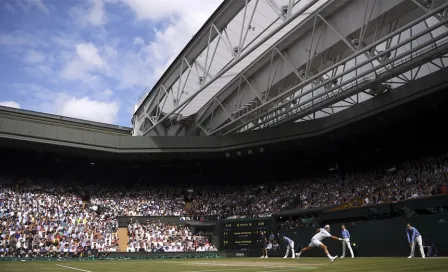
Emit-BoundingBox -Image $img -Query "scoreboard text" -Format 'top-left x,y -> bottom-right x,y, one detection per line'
222,220 -> 268,251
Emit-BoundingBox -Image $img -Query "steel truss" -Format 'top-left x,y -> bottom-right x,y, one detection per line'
134,0 -> 448,136
133,0 -> 320,136
201,1 -> 448,135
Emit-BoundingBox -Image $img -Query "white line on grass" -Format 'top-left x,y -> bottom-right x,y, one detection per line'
182,261 -> 316,269
182,268 -> 316,272
55,264 -> 92,272
183,268 -> 257,272
184,262 -> 292,267
0,269 -> 63,271
259,268 -> 317,272
259,270 -> 315,272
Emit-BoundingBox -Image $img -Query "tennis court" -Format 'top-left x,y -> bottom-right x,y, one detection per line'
0,257 -> 447,272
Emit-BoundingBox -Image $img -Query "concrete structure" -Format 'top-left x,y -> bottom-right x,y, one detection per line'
2,0 -> 448,158
0,105 -> 131,136
2,66 -> 448,156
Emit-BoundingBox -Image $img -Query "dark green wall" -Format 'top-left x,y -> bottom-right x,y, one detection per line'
117,216 -> 183,228
108,251 -> 226,258
281,214 -> 447,257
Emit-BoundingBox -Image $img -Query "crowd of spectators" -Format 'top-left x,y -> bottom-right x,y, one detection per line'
126,220 -> 216,252
0,177 -> 119,258
340,155 -> 447,208
90,186 -> 185,217
187,182 -> 298,220
0,152 -> 446,255
279,216 -> 319,230
188,154 -> 447,218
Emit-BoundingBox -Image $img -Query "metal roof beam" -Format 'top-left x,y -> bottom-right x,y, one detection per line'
220,6 -> 448,134
132,0 -> 249,134
196,0 -> 418,134
140,0 -> 320,136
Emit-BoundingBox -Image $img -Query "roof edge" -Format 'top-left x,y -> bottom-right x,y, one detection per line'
0,105 -> 132,132
134,0 -> 234,116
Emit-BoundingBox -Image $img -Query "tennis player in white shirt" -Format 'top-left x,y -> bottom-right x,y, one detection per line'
296,225 -> 341,262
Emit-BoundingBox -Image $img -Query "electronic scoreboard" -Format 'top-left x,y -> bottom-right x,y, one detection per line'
222,219 -> 269,251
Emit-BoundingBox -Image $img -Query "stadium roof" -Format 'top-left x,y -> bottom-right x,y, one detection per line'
133,0 -> 448,137
0,105 -> 132,133
135,0 -> 329,117
182,0 -> 329,116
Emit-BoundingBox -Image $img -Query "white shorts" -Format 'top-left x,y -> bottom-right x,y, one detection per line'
309,238 -> 323,248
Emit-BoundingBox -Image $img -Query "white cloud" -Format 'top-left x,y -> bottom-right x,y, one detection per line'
0,0 -> 224,126
103,49 -> 152,90
103,89 -> 113,96
11,82 -> 56,102
60,43 -> 106,85
86,0 -> 107,27
28,0 -> 49,13
23,65 -> 57,83
51,34 -> 78,49
60,59 -> 90,81
13,0 -> 222,95
70,0 -> 107,28
0,101 -> 21,109
118,0 -> 220,21
23,49 -> 46,64
120,0 -> 222,80
15,0 -> 49,14
58,40 -> 151,90
76,43 -> 105,67
35,64 -> 55,78
9,83 -> 118,124
53,95 -> 119,124
133,36 -> 144,46
0,30 -> 48,48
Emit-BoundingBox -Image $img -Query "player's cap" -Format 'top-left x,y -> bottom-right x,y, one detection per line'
324,225 -> 330,229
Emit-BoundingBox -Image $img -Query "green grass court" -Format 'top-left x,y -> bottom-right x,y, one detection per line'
0,257 -> 447,272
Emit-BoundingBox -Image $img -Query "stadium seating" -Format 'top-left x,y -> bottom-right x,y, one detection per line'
187,153 -> 446,219
126,220 -> 216,252
0,152 -> 446,256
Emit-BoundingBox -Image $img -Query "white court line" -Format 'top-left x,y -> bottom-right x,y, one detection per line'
0,269 -> 63,271
260,269 -> 316,272
183,268 -> 259,272
55,264 -> 92,272
182,268 -> 316,272
185,262 -> 291,267
182,261 -> 316,269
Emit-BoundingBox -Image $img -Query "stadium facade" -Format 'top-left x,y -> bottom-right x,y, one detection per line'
1,0 -> 448,261
0,0 -> 447,155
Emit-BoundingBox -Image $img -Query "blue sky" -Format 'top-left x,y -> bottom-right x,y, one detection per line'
0,0 -> 221,126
